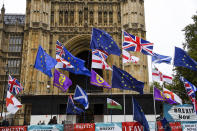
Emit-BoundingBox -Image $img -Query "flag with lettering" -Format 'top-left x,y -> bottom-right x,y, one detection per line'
90,69 -> 111,89
174,47 -> 197,71
90,28 -> 121,56
34,45 -> 57,77
53,69 -> 72,92
122,31 -> 153,56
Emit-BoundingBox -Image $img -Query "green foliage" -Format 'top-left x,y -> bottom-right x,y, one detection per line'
173,13 -> 197,104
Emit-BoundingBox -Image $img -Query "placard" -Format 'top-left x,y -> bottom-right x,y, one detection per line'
0,126 -> 27,131
74,123 -> 95,131
95,122 -> 122,131
122,122 -> 143,131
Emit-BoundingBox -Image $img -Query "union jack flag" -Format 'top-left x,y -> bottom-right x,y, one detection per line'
180,77 -> 197,113
122,31 -> 153,56
56,40 -> 65,58
91,49 -> 112,70
8,75 -> 23,95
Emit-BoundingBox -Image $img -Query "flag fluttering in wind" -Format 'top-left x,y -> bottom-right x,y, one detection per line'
180,77 -> 197,113
91,49 -> 112,70
90,28 -> 121,56
8,75 -> 23,95
174,47 -> 197,71
152,53 -> 172,64
73,85 -> 89,109
112,65 -> 144,94
107,98 -> 122,110
152,66 -> 172,84
55,54 -> 73,69
154,87 -> 176,104
66,95 -> 84,115
160,117 -> 171,131
56,41 -> 91,76
34,45 -> 57,77
133,97 -> 149,131
163,87 -> 182,104
90,69 -> 111,89
122,31 -> 153,56
53,69 -> 72,92
6,91 -> 22,114
122,50 -> 139,64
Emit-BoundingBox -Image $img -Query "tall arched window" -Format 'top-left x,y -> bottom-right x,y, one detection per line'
64,11 -> 68,25
79,11 -> 83,25
89,11 -> 94,25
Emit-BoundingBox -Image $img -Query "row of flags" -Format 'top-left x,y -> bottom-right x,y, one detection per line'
5,27 -> 197,130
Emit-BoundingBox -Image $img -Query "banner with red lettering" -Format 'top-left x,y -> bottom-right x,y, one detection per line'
0,126 -> 27,131
122,122 -> 143,131
74,123 -> 95,131
157,121 -> 182,131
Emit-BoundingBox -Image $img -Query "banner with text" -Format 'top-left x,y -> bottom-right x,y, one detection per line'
74,123 -> 95,131
181,121 -> 197,131
164,103 -> 197,121
28,124 -> 64,131
122,122 -> 143,131
0,126 -> 27,131
95,122 -> 122,131
157,121 -> 182,131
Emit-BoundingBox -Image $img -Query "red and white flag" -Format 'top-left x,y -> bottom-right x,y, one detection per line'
122,50 -> 139,64
6,91 -> 22,114
55,54 -> 73,69
163,87 -> 182,104
152,67 -> 172,84
91,49 -> 112,70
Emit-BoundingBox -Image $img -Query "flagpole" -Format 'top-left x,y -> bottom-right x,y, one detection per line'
121,29 -> 126,122
132,97 -> 134,122
153,87 -> 157,130
110,89 -> 112,123
151,56 -> 158,130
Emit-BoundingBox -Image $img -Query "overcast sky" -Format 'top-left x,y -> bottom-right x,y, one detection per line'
1,0 -> 197,82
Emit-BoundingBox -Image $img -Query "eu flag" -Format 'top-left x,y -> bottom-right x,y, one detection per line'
90,28 -> 121,56
174,47 -> 197,71
112,65 -> 144,94
56,41 -> 91,76
66,95 -> 84,115
133,97 -> 149,131
34,45 -> 57,77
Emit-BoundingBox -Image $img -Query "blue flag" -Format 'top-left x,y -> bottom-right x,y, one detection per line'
160,117 -> 171,131
34,45 -> 57,77
112,65 -> 144,94
66,95 -> 84,115
90,28 -> 121,56
56,41 -> 91,76
174,47 -> 197,71
133,97 -> 149,131
152,53 -> 172,64
73,85 -> 89,109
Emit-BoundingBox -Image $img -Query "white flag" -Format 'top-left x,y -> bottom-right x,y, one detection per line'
122,50 -> 139,64
152,67 -> 172,84
163,87 -> 182,104
6,91 -> 22,114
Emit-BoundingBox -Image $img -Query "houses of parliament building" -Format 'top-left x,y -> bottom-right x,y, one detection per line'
0,0 -> 158,125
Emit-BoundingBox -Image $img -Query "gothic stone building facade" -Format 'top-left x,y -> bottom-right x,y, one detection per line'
0,0 -> 154,125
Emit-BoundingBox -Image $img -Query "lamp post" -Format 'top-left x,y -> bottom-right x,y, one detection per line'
0,64 -> 9,120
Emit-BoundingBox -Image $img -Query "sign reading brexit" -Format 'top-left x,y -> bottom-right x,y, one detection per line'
164,104 -> 197,121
